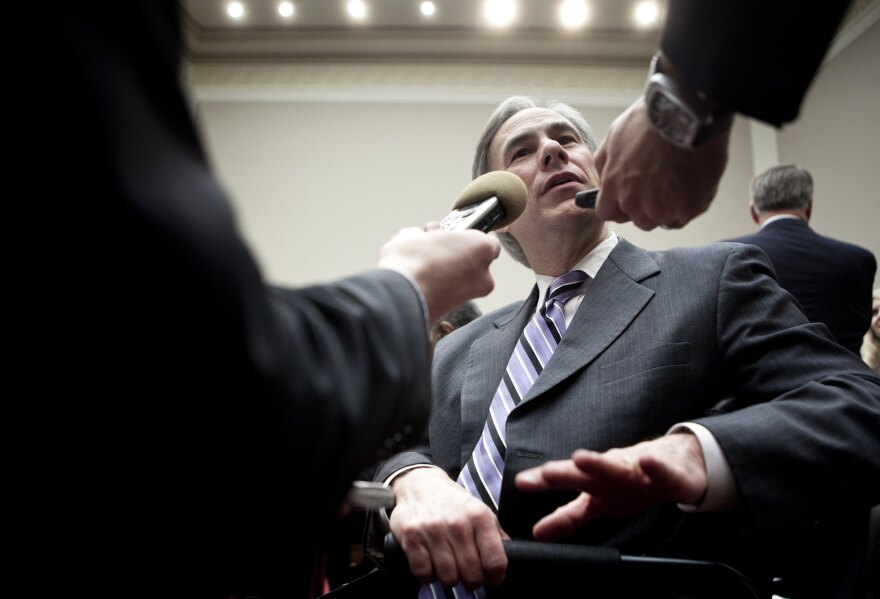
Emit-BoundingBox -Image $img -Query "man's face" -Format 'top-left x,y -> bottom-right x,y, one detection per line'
487,108 -> 599,240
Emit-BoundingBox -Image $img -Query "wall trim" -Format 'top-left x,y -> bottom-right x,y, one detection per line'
188,62 -> 645,107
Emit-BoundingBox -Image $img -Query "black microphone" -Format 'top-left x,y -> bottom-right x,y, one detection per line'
439,171 -> 528,232
575,187 -> 599,209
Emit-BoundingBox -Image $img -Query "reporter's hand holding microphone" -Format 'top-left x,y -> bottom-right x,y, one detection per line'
347,173 -> 527,514
377,171 -> 526,326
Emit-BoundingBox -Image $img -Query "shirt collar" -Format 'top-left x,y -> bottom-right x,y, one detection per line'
535,231 -> 618,307
759,214 -> 804,229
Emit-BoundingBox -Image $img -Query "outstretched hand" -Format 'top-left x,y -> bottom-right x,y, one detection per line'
514,433 -> 708,541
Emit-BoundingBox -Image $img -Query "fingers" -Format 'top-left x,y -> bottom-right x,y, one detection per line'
594,140 -> 607,174
439,512 -> 492,589
515,458 -> 588,491
423,515 -> 505,589
594,185 -> 633,226
398,526 -> 445,583
571,449 -> 650,486
473,521 -> 508,588
434,532 -> 471,588
393,490 -> 507,590
516,450 -> 650,493
531,493 -> 594,541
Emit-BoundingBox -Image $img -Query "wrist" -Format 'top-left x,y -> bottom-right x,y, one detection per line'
644,51 -> 733,149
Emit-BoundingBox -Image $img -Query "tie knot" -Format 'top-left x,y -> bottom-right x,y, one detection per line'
546,270 -> 589,307
545,270 -> 590,303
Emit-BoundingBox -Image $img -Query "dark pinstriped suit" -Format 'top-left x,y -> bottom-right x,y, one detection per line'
376,238 -> 880,596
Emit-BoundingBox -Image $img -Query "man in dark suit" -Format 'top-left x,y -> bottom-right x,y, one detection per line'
373,97 -> 880,598
31,3 -> 500,599
725,164 -> 876,355
593,0 -> 854,230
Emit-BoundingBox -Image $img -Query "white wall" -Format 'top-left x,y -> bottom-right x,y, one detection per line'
776,19 -> 880,285
189,21 -> 879,315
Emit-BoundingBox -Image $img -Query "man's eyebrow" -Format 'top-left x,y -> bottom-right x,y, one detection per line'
546,120 -> 580,138
501,120 -> 579,156
502,130 -> 535,157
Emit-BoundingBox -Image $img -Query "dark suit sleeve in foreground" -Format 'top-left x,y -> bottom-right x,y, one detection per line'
661,0 -> 852,126
37,3 -> 432,598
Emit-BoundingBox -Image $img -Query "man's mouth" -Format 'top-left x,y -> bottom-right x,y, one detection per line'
543,173 -> 581,194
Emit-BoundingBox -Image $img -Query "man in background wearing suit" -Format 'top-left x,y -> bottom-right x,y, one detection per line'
374,97 -> 880,598
725,164 -> 876,356
32,3 -> 501,599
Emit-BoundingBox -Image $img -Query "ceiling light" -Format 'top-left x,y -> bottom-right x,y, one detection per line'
347,0 -> 368,20
420,1 -> 436,17
485,0 -> 516,28
633,1 -> 659,27
559,0 -> 589,29
226,1 -> 245,19
278,1 -> 294,18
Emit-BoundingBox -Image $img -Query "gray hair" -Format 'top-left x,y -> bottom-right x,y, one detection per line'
472,96 -> 598,267
750,164 -> 813,213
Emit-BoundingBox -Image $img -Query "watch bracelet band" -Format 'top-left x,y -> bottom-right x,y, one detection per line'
646,51 -> 733,147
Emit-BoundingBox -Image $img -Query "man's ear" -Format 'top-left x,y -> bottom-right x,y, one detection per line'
749,202 -> 760,225
437,321 -> 456,339
805,199 -> 812,221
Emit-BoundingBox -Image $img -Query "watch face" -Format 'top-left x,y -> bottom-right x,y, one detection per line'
646,78 -> 699,148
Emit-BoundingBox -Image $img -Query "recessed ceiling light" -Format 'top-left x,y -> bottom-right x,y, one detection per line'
559,0 -> 589,29
485,0 -> 516,28
347,0 -> 368,20
278,1 -> 295,18
634,1 -> 659,27
420,1 -> 436,17
226,1 -> 245,20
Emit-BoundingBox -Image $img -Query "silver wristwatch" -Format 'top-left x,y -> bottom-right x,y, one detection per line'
644,51 -> 733,149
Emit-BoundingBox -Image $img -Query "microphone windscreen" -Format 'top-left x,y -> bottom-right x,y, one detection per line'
452,171 -> 528,229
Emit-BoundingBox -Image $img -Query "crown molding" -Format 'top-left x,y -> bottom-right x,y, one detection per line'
826,0 -> 880,63
184,0 -> 878,107
186,61 -> 646,106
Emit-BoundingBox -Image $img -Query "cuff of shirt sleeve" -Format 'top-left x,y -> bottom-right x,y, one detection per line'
668,422 -> 739,513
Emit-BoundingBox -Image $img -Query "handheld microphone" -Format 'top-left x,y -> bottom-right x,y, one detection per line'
439,171 -> 528,232
575,187 -> 599,209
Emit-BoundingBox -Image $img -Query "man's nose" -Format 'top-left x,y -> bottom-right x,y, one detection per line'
542,141 -> 568,167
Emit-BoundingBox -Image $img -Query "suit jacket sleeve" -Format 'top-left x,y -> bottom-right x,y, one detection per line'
695,243 -> 880,550
43,4 -> 433,595
661,0 -> 852,126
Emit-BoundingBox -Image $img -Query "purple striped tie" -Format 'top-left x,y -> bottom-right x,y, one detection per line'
420,270 -> 589,599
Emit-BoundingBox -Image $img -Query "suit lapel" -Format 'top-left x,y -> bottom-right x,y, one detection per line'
523,238 -> 659,403
458,287 -> 538,465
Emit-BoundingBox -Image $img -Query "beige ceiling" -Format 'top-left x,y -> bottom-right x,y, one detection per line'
181,0 -> 880,73
180,0 -> 668,65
